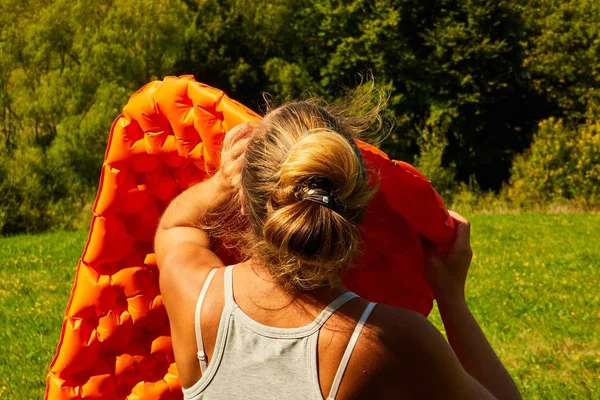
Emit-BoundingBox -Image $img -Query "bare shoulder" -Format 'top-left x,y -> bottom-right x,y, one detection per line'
156,226 -> 225,316
348,304 -> 489,399
157,240 -> 225,342
358,303 -> 443,369
367,304 -> 448,351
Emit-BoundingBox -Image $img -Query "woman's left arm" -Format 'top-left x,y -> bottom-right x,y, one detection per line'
154,173 -> 230,354
154,122 -> 253,276
154,173 -> 230,273
154,121 -> 252,379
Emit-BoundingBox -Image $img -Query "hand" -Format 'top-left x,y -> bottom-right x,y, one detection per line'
216,122 -> 255,191
422,210 -> 473,303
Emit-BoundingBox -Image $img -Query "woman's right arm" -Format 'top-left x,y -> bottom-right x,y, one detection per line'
419,211 -> 522,400
371,211 -> 521,399
434,295 -> 521,400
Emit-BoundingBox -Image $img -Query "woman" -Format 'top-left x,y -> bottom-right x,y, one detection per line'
154,97 -> 522,399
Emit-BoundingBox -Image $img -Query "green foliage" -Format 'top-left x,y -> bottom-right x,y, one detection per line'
419,0 -> 543,189
519,0 -> 600,120
0,147 -> 86,234
182,0 -> 548,187
1,0 -> 600,233
50,82 -> 128,187
507,118 -> 600,209
0,0 -> 192,234
413,123 -> 457,202
448,182 -> 513,214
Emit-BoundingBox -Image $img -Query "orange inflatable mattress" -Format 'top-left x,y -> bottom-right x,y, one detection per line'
45,76 -> 455,399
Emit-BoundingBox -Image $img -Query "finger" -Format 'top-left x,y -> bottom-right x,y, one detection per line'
448,210 -> 469,226
222,122 -> 253,153
448,210 -> 470,238
453,222 -> 471,251
453,223 -> 471,253
222,126 -> 240,150
230,137 -> 251,158
231,174 -> 241,188
231,122 -> 255,141
224,127 -> 253,163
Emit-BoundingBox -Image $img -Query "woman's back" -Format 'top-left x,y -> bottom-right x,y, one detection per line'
182,264 -> 378,399
167,261 -> 416,399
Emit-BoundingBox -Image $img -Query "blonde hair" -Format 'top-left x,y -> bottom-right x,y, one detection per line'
204,85 -> 389,290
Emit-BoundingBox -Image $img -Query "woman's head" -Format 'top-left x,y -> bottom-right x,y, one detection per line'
240,101 -> 377,289
206,87 -> 389,290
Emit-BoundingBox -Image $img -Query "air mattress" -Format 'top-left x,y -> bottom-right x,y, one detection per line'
45,75 -> 455,399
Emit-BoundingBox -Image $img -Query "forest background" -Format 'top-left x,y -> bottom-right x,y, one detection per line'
1,0 -> 599,234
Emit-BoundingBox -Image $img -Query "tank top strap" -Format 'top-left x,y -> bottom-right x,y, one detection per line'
313,291 -> 358,328
223,264 -> 236,308
326,302 -> 377,400
193,268 -> 219,374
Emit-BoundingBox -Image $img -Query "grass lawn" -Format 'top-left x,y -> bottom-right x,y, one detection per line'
0,214 -> 599,399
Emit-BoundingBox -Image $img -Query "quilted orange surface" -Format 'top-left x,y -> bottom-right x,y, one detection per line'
45,76 -> 456,399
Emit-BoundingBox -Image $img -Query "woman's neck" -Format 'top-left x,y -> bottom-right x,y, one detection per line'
235,258 -> 348,308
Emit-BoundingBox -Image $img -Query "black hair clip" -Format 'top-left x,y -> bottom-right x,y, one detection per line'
295,177 -> 345,214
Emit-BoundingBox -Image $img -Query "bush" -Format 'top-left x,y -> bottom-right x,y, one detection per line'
0,147 -> 88,235
507,118 -> 600,209
413,122 -> 458,204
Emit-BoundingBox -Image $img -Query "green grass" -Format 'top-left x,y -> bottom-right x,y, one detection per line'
0,230 -> 88,399
430,214 -> 600,399
1,214 -> 599,399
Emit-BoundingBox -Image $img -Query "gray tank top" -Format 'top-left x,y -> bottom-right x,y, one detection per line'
182,265 -> 376,400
